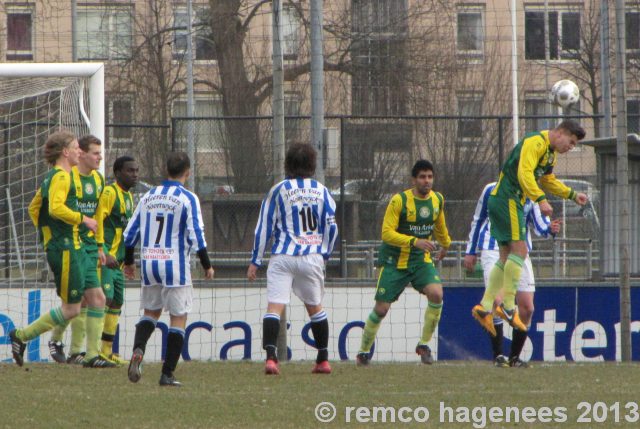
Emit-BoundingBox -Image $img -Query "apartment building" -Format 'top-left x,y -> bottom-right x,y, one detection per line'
2,1 -> 638,182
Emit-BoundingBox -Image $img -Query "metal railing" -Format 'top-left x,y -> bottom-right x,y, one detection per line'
338,238 -> 597,281
1,238 -> 598,281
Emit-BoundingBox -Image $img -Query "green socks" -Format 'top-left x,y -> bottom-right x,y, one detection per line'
101,308 -> 121,356
481,261 -> 504,310
85,307 -> 105,359
359,311 -> 383,353
50,320 -> 68,343
503,254 -> 524,310
69,307 -> 88,355
18,307 -> 66,342
419,301 -> 443,344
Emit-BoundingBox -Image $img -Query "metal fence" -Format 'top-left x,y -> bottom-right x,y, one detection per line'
2,115 -> 618,281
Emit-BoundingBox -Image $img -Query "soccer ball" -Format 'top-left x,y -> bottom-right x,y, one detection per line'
550,79 -> 580,108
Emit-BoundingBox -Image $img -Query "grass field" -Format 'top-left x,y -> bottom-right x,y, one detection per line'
2,360 -> 640,428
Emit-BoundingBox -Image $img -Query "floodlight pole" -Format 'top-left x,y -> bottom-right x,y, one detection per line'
186,0 -> 196,190
510,0 -> 519,146
310,0 -> 325,180
600,0 -> 613,137
614,0 -> 631,362
272,0 -> 288,364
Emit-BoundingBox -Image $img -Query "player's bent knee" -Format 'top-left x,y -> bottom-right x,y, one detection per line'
373,302 -> 390,318
61,304 -> 82,320
519,303 -> 534,319
422,284 -> 443,303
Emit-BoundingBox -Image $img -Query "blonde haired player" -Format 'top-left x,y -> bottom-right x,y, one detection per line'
11,131 -> 111,368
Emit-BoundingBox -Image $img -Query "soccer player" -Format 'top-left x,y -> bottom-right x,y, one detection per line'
123,152 -> 214,387
471,120 -> 588,337
356,160 -> 451,366
247,143 -> 338,375
95,156 -> 139,365
47,134 -> 108,365
11,131 -> 112,368
464,182 -> 561,367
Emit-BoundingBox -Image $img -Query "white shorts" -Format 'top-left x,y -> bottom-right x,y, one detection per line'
141,285 -> 193,316
480,250 -> 535,293
266,253 -> 325,306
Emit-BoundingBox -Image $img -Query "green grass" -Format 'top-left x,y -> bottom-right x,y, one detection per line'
2,361 -> 640,428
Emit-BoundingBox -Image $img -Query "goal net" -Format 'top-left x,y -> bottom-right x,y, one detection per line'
0,63 -> 104,363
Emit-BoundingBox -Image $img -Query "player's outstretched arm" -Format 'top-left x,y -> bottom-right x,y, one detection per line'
574,192 -> 588,206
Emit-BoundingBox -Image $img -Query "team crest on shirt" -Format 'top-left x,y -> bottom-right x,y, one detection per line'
84,183 -> 94,195
125,199 -> 131,211
548,153 -> 555,165
419,207 -> 430,218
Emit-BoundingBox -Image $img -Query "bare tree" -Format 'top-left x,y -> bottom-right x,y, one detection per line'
109,0 -> 187,182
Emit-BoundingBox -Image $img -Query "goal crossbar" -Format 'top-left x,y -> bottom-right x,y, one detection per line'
0,63 -> 105,174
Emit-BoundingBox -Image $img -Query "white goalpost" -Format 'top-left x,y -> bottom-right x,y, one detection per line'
0,63 -> 105,172
0,63 -> 104,363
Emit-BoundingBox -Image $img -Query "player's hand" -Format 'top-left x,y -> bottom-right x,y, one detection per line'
539,200 -> 553,217
463,254 -> 477,272
83,216 -> 97,233
436,247 -> 448,262
414,239 -> 437,252
98,250 -> 107,266
549,219 -> 562,235
104,254 -> 119,269
574,192 -> 588,206
204,267 -> 214,280
124,264 -> 136,280
247,264 -> 259,281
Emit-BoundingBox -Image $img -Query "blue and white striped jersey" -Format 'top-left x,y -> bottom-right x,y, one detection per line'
124,180 -> 207,287
251,177 -> 338,266
465,182 -> 552,255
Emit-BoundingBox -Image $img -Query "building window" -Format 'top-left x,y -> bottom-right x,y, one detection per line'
524,97 -> 553,132
352,39 -> 407,115
281,6 -> 301,60
173,98 -> 224,152
76,6 -> 132,60
6,6 -> 34,61
457,7 -> 484,58
107,96 -> 134,149
627,11 -> 640,60
457,94 -> 483,142
525,10 -> 580,60
173,6 -> 216,61
628,100 -> 640,134
351,0 -> 408,115
352,0 -> 408,34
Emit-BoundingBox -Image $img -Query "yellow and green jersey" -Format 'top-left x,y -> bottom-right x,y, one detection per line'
378,189 -> 452,269
492,130 -> 575,204
28,167 -> 84,251
95,182 -> 134,263
71,166 -> 104,252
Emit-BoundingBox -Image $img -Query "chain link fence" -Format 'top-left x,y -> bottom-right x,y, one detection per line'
4,116 -> 617,282
162,114 -> 616,281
